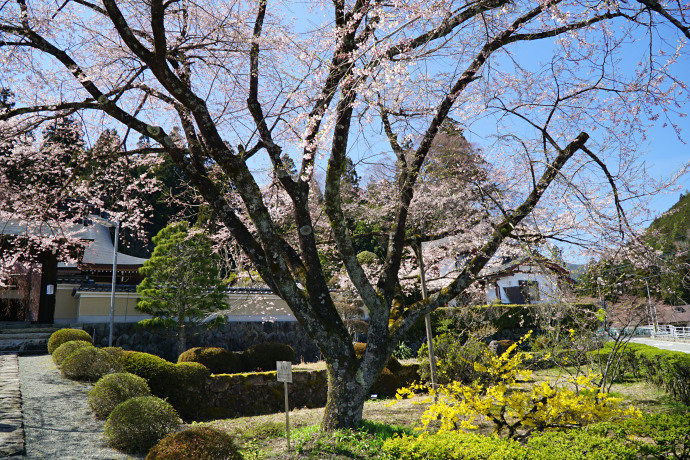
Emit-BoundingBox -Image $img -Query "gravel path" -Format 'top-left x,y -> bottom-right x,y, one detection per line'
18,354 -> 139,459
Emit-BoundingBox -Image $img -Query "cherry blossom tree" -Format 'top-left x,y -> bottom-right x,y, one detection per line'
0,0 -> 688,429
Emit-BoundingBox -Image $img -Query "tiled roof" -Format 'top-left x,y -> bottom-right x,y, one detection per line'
74,283 -> 138,293
0,216 -> 147,268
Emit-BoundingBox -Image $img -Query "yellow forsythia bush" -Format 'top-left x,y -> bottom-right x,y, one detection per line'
394,331 -> 639,439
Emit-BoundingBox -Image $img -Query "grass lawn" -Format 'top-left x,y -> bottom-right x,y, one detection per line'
195,362 -> 684,459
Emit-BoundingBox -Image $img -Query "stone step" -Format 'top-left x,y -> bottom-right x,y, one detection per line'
0,354 -> 24,458
0,327 -> 60,335
0,332 -> 56,354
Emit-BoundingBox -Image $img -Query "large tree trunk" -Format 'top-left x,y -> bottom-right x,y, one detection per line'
176,317 -> 186,358
322,359 -> 370,430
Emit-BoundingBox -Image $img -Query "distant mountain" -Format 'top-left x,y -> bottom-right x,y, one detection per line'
647,191 -> 690,253
566,263 -> 586,279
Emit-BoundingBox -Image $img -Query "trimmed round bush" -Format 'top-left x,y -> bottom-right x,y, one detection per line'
61,346 -> 123,381
47,328 -> 91,354
120,350 -> 175,396
52,340 -> 94,366
178,347 -> 243,374
145,426 -> 242,460
88,372 -> 151,419
105,396 -> 180,454
353,342 -> 402,372
371,367 -> 401,397
102,346 -> 126,364
244,342 -> 295,372
120,351 -> 210,420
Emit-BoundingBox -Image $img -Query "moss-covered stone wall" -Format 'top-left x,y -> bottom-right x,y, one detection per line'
201,370 -> 328,419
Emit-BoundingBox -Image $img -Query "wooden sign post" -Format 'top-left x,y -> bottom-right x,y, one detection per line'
276,361 -> 292,450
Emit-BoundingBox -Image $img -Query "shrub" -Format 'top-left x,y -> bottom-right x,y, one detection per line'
526,430 -> 638,460
104,396 -> 180,454
119,350 -> 210,420
52,340 -> 93,366
371,367 -> 401,398
102,346 -> 126,364
177,347 -> 243,374
591,342 -> 690,404
354,342 -> 402,372
88,372 -> 151,419
397,332 -> 639,439
588,411 -> 690,459
168,362 -> 210,420
145,426 -> 242,460
47,328 -> 91,354
383,432 -> 527,460
120,350 -> 176,396
244,342 -> 295,371
60,346 -> 122,381
418,334 -> 489,385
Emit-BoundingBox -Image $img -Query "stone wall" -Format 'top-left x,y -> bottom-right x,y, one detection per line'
201,370 -> 328,420
82,321 -> 321,362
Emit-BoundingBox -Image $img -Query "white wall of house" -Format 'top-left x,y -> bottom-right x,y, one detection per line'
55,287 -> 296,323
486,265 -> 563,304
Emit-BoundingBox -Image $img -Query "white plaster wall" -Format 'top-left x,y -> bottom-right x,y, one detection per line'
486,268 -> 562,304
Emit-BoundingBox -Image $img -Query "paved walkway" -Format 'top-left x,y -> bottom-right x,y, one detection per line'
0,355 -> 23,459
18,354 -> 133,459
629,337 -> 690,354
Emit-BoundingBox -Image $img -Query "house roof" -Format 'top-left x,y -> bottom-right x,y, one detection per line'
0,217 -> 147,270
484,256 -> 570,279
78,223 -> 147,269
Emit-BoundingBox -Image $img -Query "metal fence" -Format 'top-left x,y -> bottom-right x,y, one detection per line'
654,324 -> 690,340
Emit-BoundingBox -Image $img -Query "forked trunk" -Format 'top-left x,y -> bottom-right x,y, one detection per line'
322,360 -> 369,430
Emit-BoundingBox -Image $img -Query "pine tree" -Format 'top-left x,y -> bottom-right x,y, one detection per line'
136,222 -> 227,357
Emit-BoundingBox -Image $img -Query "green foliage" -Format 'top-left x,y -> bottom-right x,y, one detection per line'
177,347 -> 244,374
60,346 -> 122,381
137,221 -> 228,356
647,191 -> 690,251
237,421 -> 286,441
356,250 -> 379,265
119,350 -> 210,420
244,342 -> 295,371
588,411 -> 690,459
292,422 -> 407,459
383,432 -> 527,460
88,372 -> 151,419
525,430 -> 638,460
102,346 -> 126,363
393,341 -> 414,360
383,430 -> 642,460
47,328 -> 91,354
52,340 -> 93,366
371,367 -> 401,398
591,342 -> 690,405
104,396 -> 181,454
145,426 -> 242,460
399,333 -> 639,439
418,334 -> 489,385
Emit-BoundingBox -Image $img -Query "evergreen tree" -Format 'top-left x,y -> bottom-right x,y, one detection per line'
136,222 -> 227,357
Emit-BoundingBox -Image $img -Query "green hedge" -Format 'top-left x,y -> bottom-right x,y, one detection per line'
104,396 -> 180,454
592,342 -> 690,404
146,426 -> 243,460
383,429 -> 638,459
52,340 -> 94,366
60,347 -> 122,381
383,413 -> 690,459
47,328 -> 91,354
177,347 -> 244,374
243,342 -> 295,371
118,351 -> 210,420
